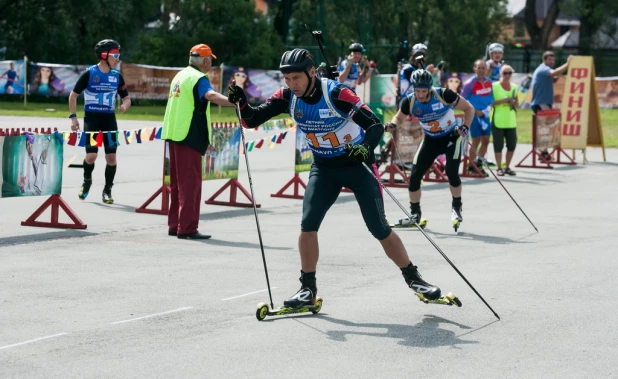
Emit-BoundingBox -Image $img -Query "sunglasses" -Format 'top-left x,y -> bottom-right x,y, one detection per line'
109,53 -> 120,59
503,72 -> 513,75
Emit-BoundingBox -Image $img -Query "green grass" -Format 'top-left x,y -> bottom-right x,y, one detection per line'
383,108 -> 618,147
0,101 -> 252,122
1,101 -> 617,146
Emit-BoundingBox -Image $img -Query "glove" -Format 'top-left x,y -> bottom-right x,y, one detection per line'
346,143 -> 371,163
227,83 -> 247,105
458,125 -> 469,138
384,122 -> 397,132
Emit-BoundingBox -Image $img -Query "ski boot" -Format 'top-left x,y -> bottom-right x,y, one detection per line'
391,203 -> 428,229
78,180 -> 92,200
452,203 -> 463,232
102,185 -> 114,204
256,272 -> 322,321
401,263 -> 462,307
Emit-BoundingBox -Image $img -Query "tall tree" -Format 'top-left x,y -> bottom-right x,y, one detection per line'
524,0 -> 561,49
562,0 -> 618,54
132,0 -> 285,68
0,0 -> 160,63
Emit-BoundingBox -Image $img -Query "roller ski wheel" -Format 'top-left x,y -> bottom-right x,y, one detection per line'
390,218 -> 428,229
453,219 -> 461,233
415,292 -> 462,307
255,297 -> 323,321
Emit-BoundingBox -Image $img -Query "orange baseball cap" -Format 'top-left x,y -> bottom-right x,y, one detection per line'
190,44 -> 217,59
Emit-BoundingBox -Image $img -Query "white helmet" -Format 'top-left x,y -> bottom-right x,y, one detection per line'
488,43 -> 504,53
412,43 -> 428,52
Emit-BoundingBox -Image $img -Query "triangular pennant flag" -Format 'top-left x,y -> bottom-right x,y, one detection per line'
254,139 -> 264,149
276,131 -> 287,144
155,127 -> 162,140
136,129 -> 142,144
89,132 -> 97,147
95,131 -> 103,147
62,132 -> 70,143
115,131 -> 121,145
53,131 -> 64,144
271,134 -> 277,143
125,130 -> 133,144
248,141 -> 255,152
78,132 -> 87,147
68,132 -> 77,146
107,132 -> 116,147
150,127 -> 157,141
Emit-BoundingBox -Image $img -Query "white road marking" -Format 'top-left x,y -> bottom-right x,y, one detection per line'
0,333 -> 68,350
110,307 -> 194,325
221,288 -> 277,301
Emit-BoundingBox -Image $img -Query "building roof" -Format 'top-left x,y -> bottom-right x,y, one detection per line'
513,0 -> 577,21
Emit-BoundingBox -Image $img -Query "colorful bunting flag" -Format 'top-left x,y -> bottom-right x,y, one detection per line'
95,132 -> 103,147
107,132 -> 116,147
115,131 -> 121,145
68,132 -> 77,146
78,132 -> 87,147
150,127 -> 157,141
254,139 -> 264,149
125,130 -> 133,144
136,129 -> 142,144
53,131 -> 64,144
156,127 -> 162,140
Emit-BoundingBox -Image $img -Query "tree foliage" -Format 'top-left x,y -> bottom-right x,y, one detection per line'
0,0 -> 160,63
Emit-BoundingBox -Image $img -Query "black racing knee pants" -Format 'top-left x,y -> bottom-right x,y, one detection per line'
301,162 -> 392,240
409,132 -> 463,191
84,112 -> 119,154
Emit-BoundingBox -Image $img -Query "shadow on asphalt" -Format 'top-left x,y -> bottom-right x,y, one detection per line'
193,238 -> 293,251
426,230 -> 536,245
0,230 -> 98,247
302,314 -> 479,348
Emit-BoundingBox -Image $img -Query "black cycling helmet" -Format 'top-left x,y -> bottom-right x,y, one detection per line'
94,39 -> 121,59
411,69 -> 433,89
349,43 -> 364,53
279,49 -> 315,74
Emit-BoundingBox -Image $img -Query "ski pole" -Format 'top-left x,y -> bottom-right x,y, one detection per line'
361,162 -> 501,320
470,142 -> 538,233
235,105 -> 274,310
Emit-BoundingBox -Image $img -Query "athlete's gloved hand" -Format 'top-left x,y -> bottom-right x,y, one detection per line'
346,142 -> 371,163
227,81 -> 247,106
384,122 -> 397,132
457,125 -> 469,138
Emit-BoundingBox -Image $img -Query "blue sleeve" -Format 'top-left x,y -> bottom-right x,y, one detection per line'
461,80 -> 472,99
197,77 -> 214,101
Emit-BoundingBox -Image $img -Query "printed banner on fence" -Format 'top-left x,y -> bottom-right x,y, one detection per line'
222,66 -> 284,104
535,109 -> 561,151
29,62 -> 87,96
294,127 -> 313,173
395,117 -> 424,164
119,63 -> 222,100
202,126 -> 241,180
1,134 -> 63,198
0,60 -> 26,95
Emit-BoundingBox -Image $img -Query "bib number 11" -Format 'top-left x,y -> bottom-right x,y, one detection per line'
306,132 -> 352,148
95,93 -> 115,107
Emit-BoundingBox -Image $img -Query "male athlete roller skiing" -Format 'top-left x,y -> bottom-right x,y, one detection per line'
387,70 -> 475,232
228,48 -> 445,310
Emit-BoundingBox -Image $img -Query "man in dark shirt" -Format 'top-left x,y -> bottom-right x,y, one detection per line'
227,48 -> 443,310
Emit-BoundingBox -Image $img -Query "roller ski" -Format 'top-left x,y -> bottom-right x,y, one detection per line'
256,286 -> 323,321
452,203 -> 463,232
391,203 -> 427,229
390,217 -> 428,229
401,263 -> 462,307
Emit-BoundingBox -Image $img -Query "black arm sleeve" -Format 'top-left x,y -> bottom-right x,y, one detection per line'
239,87 -> 291,128
441,88 -> 459,105
118,74 -> 129,98
331,86 -> 384,150
399,96 -> 412,116
72,71 -> 90,94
